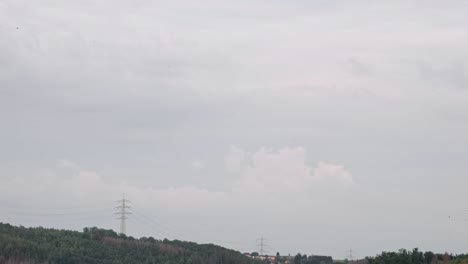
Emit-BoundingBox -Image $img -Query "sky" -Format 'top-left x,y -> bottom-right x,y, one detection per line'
1,0 -> 468,259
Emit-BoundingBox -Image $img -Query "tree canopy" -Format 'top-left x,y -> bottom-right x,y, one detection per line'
0,222 -> 256,264
366,248 -> 468,264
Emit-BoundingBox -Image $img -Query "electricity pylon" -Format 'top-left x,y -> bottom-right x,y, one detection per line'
115,193 -> 131,235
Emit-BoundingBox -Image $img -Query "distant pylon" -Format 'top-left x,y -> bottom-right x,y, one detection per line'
115,193 -> 131,235
256,234 -> 268,256
347,249 -> 354,261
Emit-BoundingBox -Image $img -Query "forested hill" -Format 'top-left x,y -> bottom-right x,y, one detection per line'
366,249 -> 468,264
0,222 -> 256,264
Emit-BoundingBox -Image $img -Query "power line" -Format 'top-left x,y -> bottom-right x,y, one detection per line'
131,208 -> 181,235
114,193 -> 131,235
0,201 -> 114,211
4,209 -> 110,216
5,214 -> 112,223
130,213 -> 175,239
132,207 -> 198,240
126,217 -> 171,238
3,207 -> 112,223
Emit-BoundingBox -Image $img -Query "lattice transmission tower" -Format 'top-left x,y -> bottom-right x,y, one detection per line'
256,234 -> 269,256
115,193 -> 131,235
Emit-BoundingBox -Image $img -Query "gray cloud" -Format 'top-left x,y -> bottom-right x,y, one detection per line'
418,61 -> 467,90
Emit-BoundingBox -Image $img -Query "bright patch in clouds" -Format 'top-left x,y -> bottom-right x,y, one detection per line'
230,147 -> 353,196
1,146 -> 352,214
190,160 -> 205,170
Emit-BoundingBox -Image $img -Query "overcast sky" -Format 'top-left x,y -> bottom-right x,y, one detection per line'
1,0 -> 468,259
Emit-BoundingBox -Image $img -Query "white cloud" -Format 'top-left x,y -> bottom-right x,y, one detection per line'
1,148 -> 352,213
224,145 -> 247,173
56,159 -> 80,170
312,161 -> 353,184
232,147 -> 353,197
0,162 -> 228,214
190,160 -> 205,170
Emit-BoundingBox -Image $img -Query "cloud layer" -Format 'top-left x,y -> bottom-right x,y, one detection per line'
2,0 -> 468,258
1,147 -> 353,210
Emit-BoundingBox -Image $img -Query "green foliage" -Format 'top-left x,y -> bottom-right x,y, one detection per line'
0,222 -> 256,264
292,253 -> 333,264
366,248 -> 468,264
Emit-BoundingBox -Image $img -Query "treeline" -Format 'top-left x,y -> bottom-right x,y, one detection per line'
292,254 -> 333,264
0,222 -> 257,264
366,248 -> 468,264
